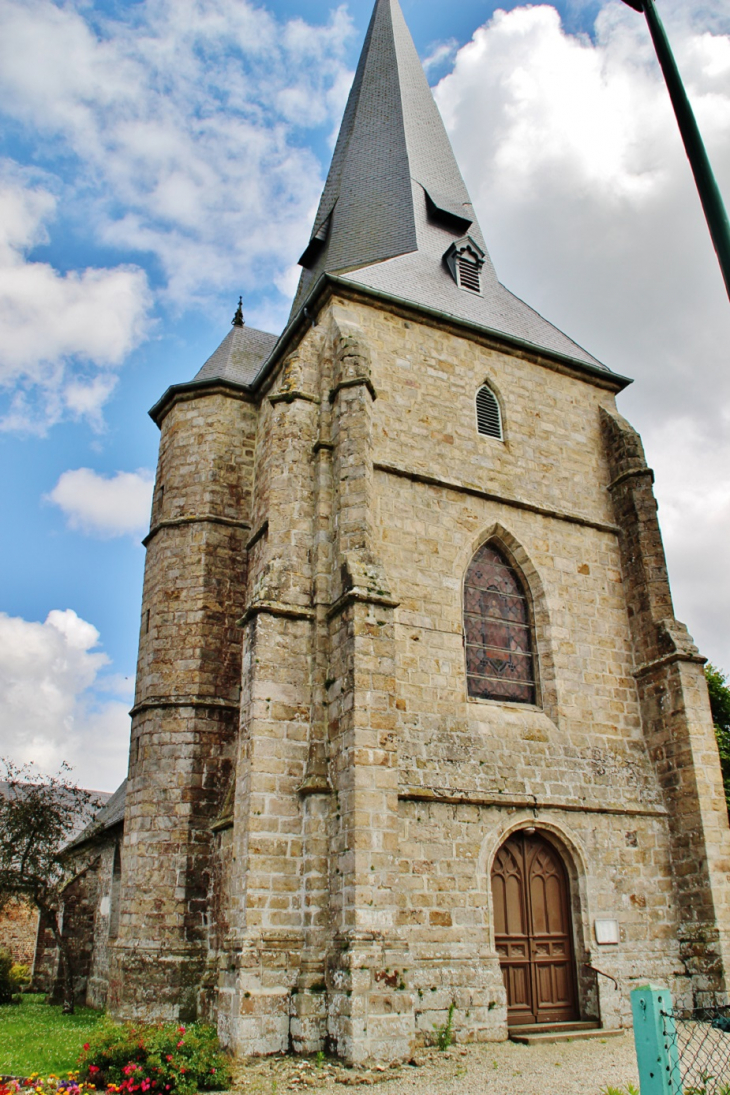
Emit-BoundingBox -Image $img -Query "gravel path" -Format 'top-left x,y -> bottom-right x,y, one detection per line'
232,1033 -> 639,1095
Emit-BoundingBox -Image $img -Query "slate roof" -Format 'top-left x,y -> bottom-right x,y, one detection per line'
290,0 -> 606,372
169,0 -> 616,403
194,323 -> 278,388
0,782 -> 112,847
65,780 -> 126,852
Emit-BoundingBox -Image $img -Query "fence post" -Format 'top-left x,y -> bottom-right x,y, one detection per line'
631,984 -> 682,1095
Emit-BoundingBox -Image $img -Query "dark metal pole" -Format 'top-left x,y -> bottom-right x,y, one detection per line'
622,0 -> 730,300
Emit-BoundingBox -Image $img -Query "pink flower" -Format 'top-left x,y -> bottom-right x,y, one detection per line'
176,1042 -> 184,1049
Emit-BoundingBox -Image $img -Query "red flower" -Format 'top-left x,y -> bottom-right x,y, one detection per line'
177,1028 -> 185,1035
176,1042 -> 184,1048
89,1067 -> 100,1075
83,1045 -> 90,1052
165,1057 -> 173,1063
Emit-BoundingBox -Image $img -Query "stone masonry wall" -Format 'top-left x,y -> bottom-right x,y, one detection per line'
112,389 -> 257,1023
220,292 -> 724,1060
601,408 -> 730,1002
120,290 -> 729,1063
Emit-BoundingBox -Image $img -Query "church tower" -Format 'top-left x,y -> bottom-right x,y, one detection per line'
112,0 -> 730,1065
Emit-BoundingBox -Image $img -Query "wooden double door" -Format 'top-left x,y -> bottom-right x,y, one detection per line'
491,831 -> 579,1027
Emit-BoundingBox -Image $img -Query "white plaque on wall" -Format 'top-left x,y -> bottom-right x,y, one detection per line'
595,918 -> 620,945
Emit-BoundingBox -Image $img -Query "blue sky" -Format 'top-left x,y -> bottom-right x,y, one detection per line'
0,0 -> 728,790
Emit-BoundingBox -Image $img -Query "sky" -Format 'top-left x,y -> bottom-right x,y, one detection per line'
0,0 -> 728,792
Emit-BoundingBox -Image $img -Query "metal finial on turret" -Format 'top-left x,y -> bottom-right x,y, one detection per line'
232,297 -> 245,327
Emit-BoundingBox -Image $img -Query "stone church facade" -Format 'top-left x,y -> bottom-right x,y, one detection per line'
90,0 -> 730,1066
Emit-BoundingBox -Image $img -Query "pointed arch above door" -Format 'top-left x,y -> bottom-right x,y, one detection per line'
491,830 -> 579,1027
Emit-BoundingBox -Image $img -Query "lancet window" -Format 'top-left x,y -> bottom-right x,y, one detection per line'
464,542 -> 535,703
476,384 -> 503,439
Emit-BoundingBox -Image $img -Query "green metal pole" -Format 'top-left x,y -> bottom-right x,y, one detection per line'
631,984 -> 682,1095
625,0 -> 730,301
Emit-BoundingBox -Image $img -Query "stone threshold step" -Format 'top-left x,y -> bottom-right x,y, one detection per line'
512,1022 -> 599,1035
510,1027 -> 624,1046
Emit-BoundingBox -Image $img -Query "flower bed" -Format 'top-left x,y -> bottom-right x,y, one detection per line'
77,1020 -> 230,1095
0,1074 -> 97,1095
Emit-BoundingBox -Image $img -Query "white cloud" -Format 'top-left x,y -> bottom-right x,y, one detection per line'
436,0 -> 730,672
0,0 -> 354,313
0,610 -> 130,791
47,467 -> 154,539
0,164 -> 151,432
423,38 -> 459,75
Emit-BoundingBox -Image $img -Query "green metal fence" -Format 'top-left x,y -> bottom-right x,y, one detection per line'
632,986 -> 730,1095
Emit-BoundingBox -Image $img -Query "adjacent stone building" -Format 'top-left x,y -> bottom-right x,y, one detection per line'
31,784 -> 123,1002
91,0 -> 730,1066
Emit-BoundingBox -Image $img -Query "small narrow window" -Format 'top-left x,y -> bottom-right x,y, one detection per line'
476,385 -> 503,440
108,844 -> 122,939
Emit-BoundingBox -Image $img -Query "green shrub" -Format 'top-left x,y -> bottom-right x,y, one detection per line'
0,948 -> 23,1005
11,963 -> 31,990
78,1018 -> 231,1095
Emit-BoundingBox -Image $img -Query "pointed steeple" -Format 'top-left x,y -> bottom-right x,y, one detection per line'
292,0 -> 607,373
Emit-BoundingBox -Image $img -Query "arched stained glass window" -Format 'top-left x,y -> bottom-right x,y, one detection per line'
464,542 -> 535,704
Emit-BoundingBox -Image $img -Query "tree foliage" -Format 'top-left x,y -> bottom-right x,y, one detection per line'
706,664 -> 730,815
0,760 -> 101,1013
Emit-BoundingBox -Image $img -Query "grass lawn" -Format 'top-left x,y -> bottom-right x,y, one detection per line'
0,994 -> 105,1078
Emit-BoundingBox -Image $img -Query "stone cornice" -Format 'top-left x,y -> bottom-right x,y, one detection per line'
608,466 -> 656,492
149,378 -> 256,427
398,786 -> 667,819
239,600 -> 316,627
329,376 -> 377,403
130,696 -> 240,717
633,650 -> 708,679
374,462 -> 618,535
269,390 -> 321,407
143,514 -> 251,547
326,588 -> 400,621
246,520 -> 269,552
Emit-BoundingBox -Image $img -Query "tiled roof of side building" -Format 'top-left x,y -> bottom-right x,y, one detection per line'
64,779 -> 127,852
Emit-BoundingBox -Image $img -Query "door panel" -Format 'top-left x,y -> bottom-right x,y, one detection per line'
491,832 -> 578,1027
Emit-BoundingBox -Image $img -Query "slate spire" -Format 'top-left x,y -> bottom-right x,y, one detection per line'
292,0 -> 605,372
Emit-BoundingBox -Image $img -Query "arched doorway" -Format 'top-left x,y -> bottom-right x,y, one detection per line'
491,830 -> 579,1027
